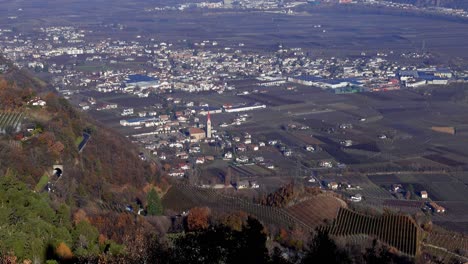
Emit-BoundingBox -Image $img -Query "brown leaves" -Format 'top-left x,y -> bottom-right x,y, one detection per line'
0,77 -> 8,90
219,211 -> 248,231
187,207 -> 211,231
56,242 -> 73,259
73,209 -> 90,225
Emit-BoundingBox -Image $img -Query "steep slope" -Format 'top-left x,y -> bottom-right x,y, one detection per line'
0,57 -> 159,204
0,57 -> 166,260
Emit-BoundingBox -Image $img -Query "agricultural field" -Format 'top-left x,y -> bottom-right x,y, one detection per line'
162,184 -> 314,231
328,208 -> 421,256
423,232 -> 468,263
0,111 -> 23,134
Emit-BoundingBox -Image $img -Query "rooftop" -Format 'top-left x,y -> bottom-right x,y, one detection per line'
126,74 -> 159,83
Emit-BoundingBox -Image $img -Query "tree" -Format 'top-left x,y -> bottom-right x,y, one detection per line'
301,230 -> 351,264
71,221 -> 100,257
187,207 -> 210,231
147,188 -> 163,216
241,217 -> 270,264
364,239 -> 412,264
55,242 -> 73,260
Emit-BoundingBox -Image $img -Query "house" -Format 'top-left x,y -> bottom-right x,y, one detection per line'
254,156 -> 264,163
350,194 -> 362,202
236,144 -> 247,152
159,115 -> 170,121
224,152 -> 233,159
250,144 -> 259,151
196,157 -> 205,164
169,170 -> 185,177
236,180 -> 250,189
320,161 -> 333,168
179,163 -> 190,170
188,127 -> 206,141
420,191 -> 428,199
236,156 -> 249,163
250,181 -> 260,189
305,145 -> 315,152
391,184 -> 403,193
328,182 -> 339,190
29,98 -> 47,107
268,140 -> 278,145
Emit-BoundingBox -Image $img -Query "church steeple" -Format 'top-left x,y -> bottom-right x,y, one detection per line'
206,110 -> 212,138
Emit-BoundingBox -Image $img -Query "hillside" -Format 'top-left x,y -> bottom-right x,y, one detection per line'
0,56 -> 161,202
0,57 -> 166,261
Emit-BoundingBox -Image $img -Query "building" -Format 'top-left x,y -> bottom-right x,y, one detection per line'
288,75 -> 363,89
188,127 -> 206,142
224,0 -> 233,8
350,194 -> 362,202
206,111 -> 212,138
125,74 -> 159,90
223,103 -> 266,113
420,191 -> 428,199
120,117 -> 158,127
328,182 -> 339,190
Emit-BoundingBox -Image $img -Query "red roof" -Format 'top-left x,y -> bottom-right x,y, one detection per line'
189,127 -> 205,135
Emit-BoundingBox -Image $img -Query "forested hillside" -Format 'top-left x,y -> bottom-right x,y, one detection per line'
0,56 -> 166,261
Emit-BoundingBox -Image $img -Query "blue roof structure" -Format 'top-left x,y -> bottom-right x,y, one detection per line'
292,75 -> 362,86
192,106 -> 222,112
126,74 -> 159,84
125,117 -> 158,123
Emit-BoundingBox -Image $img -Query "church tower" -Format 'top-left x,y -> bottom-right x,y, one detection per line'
206,111 -> 212,138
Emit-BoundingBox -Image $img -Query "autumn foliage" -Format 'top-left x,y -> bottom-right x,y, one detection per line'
260,183 -> 298,208
187,207 -> 211,231
56,242 -> 73,259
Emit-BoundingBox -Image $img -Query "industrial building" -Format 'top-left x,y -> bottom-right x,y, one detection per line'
120,117 -> 159,127
288,75 -> 363,89
124,74 -> 159,90
223,103 -> 266,113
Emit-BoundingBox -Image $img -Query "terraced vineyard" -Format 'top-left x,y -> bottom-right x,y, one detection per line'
0,111 -> 23,134
425,232 -> 468,261
163,184 -> 314,231
328,208 -> 421,256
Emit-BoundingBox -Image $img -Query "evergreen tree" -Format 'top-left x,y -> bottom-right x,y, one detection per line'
147,188 -> 163,216
301,230 -> 351,264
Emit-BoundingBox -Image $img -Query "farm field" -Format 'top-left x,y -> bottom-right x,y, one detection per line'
0,111 -> 23,134
328,208 -> 421,256
162,184 -> 314,231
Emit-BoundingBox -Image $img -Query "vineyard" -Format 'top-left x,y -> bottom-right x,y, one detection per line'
327,208 -> 421,256
286,195 -> 346,229
161,185 -> 438,257
0,111 -> 23,134
423,232 -> 468,262
162,184 -> 314,231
